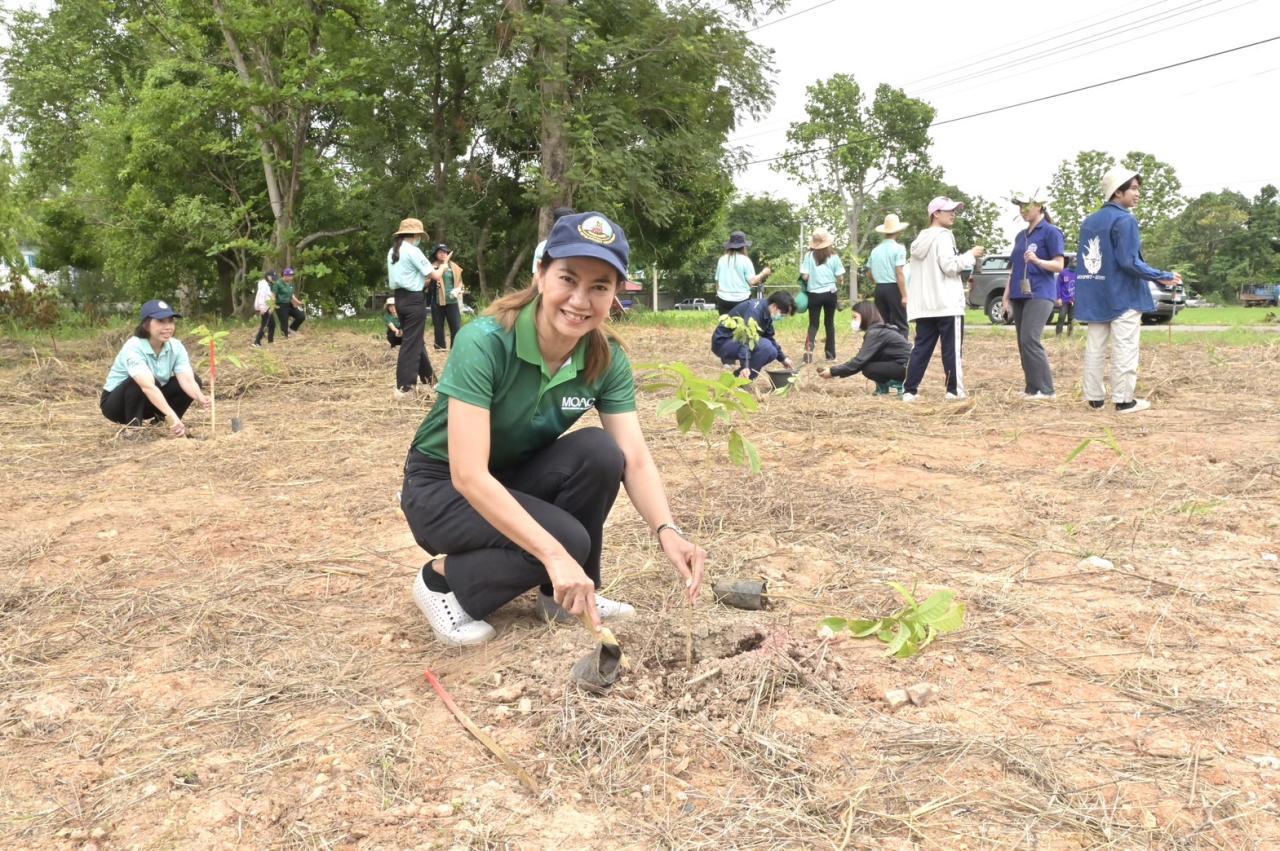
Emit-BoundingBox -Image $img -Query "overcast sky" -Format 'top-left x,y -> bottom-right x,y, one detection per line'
727,0 -> 1279,245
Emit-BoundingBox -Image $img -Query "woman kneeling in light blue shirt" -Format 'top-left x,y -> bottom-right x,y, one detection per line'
100,300 -> 208,437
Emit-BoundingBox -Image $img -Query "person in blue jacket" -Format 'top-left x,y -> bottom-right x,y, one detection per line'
1075,167 -> 1181,414
710,292 -> 797,379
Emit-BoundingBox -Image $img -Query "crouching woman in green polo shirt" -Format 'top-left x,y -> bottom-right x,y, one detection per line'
402,212 -> 707,646
100,299 -> 209,437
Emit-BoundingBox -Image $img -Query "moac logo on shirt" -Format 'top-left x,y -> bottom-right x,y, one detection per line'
560,395 -> 596,412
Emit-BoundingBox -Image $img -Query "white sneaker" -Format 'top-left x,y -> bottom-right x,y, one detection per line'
411,571 -> 496,646
536,591 -> 635,624
392,387 -> 414,401
1116,399 -> 1151,414
945,391 -> 967,400
901,392 -> 917,402
1022,392 -> 1056,401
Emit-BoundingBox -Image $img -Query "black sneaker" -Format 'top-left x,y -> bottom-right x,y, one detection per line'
1088,400 -> 1104,409
1116,399 -> 1151,414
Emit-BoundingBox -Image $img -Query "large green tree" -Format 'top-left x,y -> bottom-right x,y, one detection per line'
1049,150 -> 1184,243
774,74 -> 935,300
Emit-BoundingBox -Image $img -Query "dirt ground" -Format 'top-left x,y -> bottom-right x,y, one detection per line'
1,319 -> 1278,850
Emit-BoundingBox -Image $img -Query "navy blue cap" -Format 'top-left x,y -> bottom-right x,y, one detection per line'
542,212 -> 629,278
140,299 -> 181,321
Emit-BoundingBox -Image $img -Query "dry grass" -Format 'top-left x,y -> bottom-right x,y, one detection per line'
1,320 -> 1278,849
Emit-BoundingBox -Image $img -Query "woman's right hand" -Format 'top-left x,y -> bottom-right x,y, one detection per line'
166,415 -> 186,437
818,367 -> 833,379
545,551 -> 600,627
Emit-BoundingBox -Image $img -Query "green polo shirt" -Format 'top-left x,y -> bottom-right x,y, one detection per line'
410,299 -> 637,470
383,310 -> 401,329
272,280 -> 294,305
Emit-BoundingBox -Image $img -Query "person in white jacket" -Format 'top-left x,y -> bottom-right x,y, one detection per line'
902,198 -> 985,400
252,270 -> 277,347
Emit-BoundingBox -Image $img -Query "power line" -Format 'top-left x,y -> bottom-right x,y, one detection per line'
914,0 -> 1250,97
747,0 -> 842,32
741,35 -> 1280,167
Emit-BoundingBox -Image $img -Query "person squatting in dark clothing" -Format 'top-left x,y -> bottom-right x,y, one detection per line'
819,301 -> 910,395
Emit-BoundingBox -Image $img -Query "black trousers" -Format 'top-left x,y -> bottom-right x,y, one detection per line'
431,301 -> 462,350
863,360 -> 907,382
805,290 -> 838,359
100,374 -> 203,426
386,328 -> 402,347
1054,301 -> 1075,336
873,282 -> 909,337
715,296 -> 746,315
401,428 -> 625,620
905,315 -> 964,395
254,310 -> 276,345
276,304 -> 305,336
393,290 -> 435,391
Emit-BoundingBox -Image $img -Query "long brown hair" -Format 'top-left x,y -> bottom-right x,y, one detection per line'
485,281 -> 624,383
851,300 -> 882,331
811,246 -> 834,266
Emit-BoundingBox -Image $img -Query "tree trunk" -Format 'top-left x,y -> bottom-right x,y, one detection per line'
536,0 -> 572,239
474,221 -> 492,299
502,245 -> 531,293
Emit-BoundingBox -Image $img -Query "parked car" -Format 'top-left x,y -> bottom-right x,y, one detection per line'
1142,280 -> 1185,324
966,254 -> 1014,324
673,297 -> 717,311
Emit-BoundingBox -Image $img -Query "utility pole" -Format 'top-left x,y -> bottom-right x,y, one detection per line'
651,265 -> 659,311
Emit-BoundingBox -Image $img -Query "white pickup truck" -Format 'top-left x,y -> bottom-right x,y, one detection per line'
673,298 -> 717,311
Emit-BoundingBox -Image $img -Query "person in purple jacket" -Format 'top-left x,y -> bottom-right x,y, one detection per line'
1055,265 -> 1077,337
1075,167 -> 1181,413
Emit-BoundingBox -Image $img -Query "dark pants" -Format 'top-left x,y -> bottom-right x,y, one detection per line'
386,328 -> 402,347
905,316 -> 964,395
805,290 -> 838,360
254,310 -> 276,345
393,290 -> 435,391
432,301 -> 462,350
714,337 -> 782,380
276,304 -> 305,337
1012,298 -> 1056,395
874,282 -> 909,337
863,360 -> 907,383
401,428 -> 625,620
715,296 -> 746,315
100,374 -> 203,426
1054,301 -> 1075,336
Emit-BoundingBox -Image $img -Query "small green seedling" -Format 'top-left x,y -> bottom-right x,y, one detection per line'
1060,427 -> 1131,472
821,581 -> 966,658
639,362 -> 761,473
719,314 -> 761,351
191,325 -> 242,439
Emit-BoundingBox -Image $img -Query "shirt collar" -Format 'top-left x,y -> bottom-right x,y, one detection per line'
137,336 -> 170,357
514,297 -> 586,378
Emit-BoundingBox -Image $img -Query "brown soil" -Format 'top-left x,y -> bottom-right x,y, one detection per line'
1,321 -> 1278,849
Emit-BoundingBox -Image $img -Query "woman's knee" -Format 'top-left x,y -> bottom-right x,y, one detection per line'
564,427 -> 625,479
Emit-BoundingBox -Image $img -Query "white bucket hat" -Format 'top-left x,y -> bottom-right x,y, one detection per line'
1102,167 -> 1140,201
874,213 -> 910,234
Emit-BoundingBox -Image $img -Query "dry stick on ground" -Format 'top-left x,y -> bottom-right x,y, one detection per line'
422,668 -> 540,796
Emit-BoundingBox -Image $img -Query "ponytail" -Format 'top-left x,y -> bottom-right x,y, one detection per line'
391,235 -> 407,264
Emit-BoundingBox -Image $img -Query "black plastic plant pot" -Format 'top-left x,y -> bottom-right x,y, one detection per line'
765,369 -> 796,390
713,579 -> 769,610
570,641 -> 622,694
231,417 -> 244,433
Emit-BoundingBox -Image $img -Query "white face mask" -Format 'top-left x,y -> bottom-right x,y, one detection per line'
850,316 -> 862,332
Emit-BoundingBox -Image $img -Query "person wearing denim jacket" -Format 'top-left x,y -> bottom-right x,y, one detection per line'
1075,167 -> 1181,413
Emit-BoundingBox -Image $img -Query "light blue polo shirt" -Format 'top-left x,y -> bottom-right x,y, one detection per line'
801,252 -> 845,294
716,253 -> 755,302
388,242 -> 431,292
103,336 -> 193,392
868,239 -> 907,285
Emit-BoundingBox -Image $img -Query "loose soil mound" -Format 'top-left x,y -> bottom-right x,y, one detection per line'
1,322 -> 1277,849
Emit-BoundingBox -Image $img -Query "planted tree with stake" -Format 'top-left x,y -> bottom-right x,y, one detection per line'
190,325 -> 241,438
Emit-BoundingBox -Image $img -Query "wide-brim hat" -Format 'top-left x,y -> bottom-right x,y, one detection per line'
724,230 -> 751,250
927,196 -> 964,216
1011,190 -> 1048,206
808,228 -> 835,249
394,217 -> 427,237
1101,167 -> 1140,202
874,214 -> 909,234
543,212 -> 629,278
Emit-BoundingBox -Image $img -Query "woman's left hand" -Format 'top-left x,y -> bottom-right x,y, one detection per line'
659,530 -> 706,604
1024,249 -> 1037,264
198,394 -> 211,408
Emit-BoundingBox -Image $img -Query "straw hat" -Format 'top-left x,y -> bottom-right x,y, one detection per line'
394,217 -> 427,237
874,214 -> 909,235
808,228 -> 834,249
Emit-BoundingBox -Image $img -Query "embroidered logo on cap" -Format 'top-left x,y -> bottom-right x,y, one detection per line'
158,301 -> 170,310
577,216 -> 616,245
